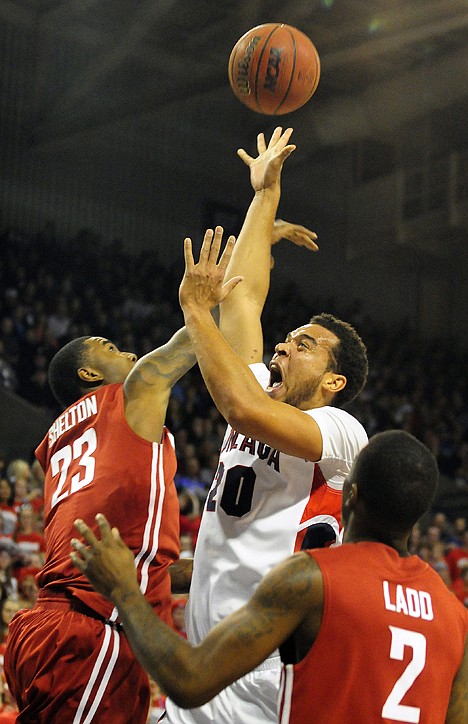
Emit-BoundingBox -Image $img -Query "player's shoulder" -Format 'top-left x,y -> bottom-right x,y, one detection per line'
95,381 -> 123,400
308,405 -> 362,425
306,405 -> 368,447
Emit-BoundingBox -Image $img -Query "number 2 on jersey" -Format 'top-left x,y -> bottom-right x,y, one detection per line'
50,428 -> 97,509
382,626 -> 426,723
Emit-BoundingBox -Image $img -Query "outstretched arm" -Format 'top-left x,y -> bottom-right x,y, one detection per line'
71,515 -> 319,709
220,127 -> 317,363
123,326 -> 196,442
180,228 -> 326,461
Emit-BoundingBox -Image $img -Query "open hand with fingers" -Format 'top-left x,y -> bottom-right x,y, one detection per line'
238,126 -> 296,193
71,514 -> 139,602
179,226 -> 243,313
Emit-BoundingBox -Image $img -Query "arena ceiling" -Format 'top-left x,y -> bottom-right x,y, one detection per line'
2,0 -> 468,170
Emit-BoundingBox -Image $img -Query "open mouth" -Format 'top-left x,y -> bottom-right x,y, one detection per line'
266,362 -> 284,393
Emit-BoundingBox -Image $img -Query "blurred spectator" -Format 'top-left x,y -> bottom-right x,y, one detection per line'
6,461 -> 32,512
0,546 -> 18,602
428,542 -> 451,586
175,456 -> 207,504
179,534 -> 195,560
200,450 -> 220,489
416,544 -> 431,563
14,505 -> 46,568
445,530 -> 468,582
178,489 -> 201,551
0,342 -> 18,392
0,598 -> 20,650
146,678 -> 166,724
47,297 -> 71,342
0,482 -> 17,538
28,460 -> 45,517
408,522 -> 422,555
452,517 -> 467,544
451,566 -> 468,607
15,567 -> 39,609
424,526 -> 442,547
430,512 -> 459,547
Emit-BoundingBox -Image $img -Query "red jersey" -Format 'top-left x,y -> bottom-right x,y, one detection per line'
35,383 -> 180,624
279,542 -> 468,724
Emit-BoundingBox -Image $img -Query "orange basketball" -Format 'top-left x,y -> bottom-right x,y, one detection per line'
228,23 -> 320,115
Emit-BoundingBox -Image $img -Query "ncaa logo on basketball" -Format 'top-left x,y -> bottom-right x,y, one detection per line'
263,47 -> 282,93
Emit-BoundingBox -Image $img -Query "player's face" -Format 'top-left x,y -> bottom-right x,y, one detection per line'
85,337 -> 137,384
267,323 -> 338,409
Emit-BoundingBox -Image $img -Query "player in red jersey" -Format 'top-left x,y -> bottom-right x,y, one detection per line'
4,328 -> 196,724
71,428 -> 468,724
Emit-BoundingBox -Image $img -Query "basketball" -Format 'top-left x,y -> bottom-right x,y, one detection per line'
228,23 -> 320,115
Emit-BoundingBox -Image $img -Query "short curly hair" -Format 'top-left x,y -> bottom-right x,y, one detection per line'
48,336 -> 91,409
310,313 -> 368,408
352,430 -> 438,531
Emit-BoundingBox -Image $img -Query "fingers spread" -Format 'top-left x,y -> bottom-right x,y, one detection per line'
237,148 -> 253,166
199,229 -> 214,259
70,551 -> 85,571
217,235 -> 236,275
256,132 -> 267,154
96,513 -> 113,542
208,227 -> 223,265
183,238 -> 195,270
268,127 -> 283,148
74,519 -> 99,547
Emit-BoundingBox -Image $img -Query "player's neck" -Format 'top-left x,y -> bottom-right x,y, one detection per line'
345,523 -> 410,557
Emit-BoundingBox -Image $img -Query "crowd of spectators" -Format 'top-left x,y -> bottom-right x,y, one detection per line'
0,221 -> 467,713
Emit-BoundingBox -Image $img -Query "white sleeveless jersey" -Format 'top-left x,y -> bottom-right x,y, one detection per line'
166,363 -> 368,723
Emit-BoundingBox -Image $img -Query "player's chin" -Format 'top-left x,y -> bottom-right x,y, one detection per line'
265,383 -> 285,401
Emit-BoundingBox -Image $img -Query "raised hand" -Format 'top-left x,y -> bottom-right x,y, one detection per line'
237,127 -> 296,193
71,514 -> 138,601
272,219 -> 319,251
179,226 -> 243,312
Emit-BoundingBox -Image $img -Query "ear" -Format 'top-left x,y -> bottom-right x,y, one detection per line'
343,482 -> 358,511
323,373 -> 346,394
77,366 -> 104,385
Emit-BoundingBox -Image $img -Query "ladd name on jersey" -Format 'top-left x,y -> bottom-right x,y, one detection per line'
221,429 -> 281,472
383,580 -> 434,620
48,395 -> 98,447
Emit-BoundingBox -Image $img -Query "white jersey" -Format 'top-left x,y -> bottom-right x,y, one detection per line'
166,363 -> 368,724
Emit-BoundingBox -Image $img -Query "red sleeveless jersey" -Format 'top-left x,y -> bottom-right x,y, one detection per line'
279,542 -> 468,724
36,383 -> 180,624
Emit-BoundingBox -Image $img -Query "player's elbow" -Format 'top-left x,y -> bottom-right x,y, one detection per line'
162,677 -> 220,709
168,689 -> 213,709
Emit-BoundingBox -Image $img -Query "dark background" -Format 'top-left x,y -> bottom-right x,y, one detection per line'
0,0 -> 467,339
